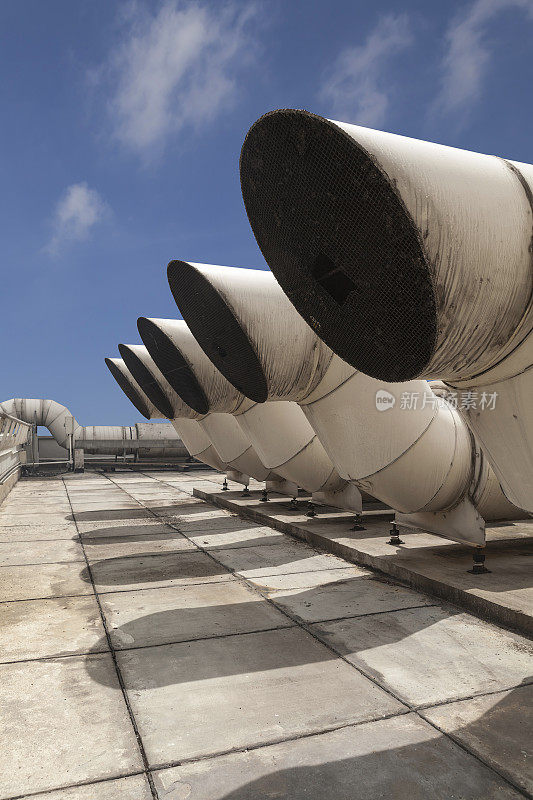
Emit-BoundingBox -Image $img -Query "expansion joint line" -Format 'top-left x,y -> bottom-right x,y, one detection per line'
61,477 -> 159,800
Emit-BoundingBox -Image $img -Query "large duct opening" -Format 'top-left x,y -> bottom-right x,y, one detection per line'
118,345 -> 175,419
240,109 -> 438,382
137,317 -> 209,415
167,260 -> 268,403
104,358 -> 152,419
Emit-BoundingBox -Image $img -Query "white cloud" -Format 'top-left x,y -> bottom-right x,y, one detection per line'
44,182 -> 108,256
318,14 -> 413,128
101,0 -> 260,156
434,0 -> 533,117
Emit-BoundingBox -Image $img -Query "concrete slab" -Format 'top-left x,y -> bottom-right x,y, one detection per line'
0,562 -> 92,601
88,551 -> 234,593
421,683 -> 533,796
0,654 -> 143,798
311,605 -> 533,706
117,626 -> 405,766
100,582 -> 292,649
0,538 -> 84,566
246,566 -> 371,591
26,774 -> 152,800
189,522 -> 285,550
77,519 -> 173,536
0,513 -> 72,527
82,531 -> 195,559
0,595 -> 107,661
0,523 -> 78,542
195,486 -> 533,636
153,713 -> 523,800
211,541 -> 350,579
269,574 -> 436,623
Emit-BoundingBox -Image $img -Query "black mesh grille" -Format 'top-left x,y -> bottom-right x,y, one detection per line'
117,345 -> 174,419
137,318 -> 209,415
240,109 -> 437,382
104,358 -> 151,419
167,260 -> 268,402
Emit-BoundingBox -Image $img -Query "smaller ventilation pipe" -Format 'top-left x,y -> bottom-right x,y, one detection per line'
118,343 -> 274,485
168,262 -> 524,545
138,316 -> 362,511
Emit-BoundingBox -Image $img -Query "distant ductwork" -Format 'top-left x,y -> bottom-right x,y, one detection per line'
138,316 -> 363,511
106,354 -> 227,473
117,343 -> 276,485
239,108 -> 533,511
0,395 -> 187,459
168,261 -> 525,545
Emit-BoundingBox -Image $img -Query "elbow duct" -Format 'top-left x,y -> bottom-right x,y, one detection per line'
138,316 -> 362,511
168,261 -> 524,545
117,343 -> 273,484
106,355 -> 226,472
239,109 -> 533,512
0,394 -> 187,458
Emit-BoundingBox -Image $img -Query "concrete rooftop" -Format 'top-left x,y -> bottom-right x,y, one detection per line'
0,469 -> 531,799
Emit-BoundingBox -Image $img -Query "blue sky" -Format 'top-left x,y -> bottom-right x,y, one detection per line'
2,0 -> 533,425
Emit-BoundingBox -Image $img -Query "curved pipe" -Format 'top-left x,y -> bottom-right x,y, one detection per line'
106,355 -> 227,472
168,262 -> 523,544
118,343 -> 273,483
239,108 -> 533,511
138,316 -> 362,511
0,395 -> 186,458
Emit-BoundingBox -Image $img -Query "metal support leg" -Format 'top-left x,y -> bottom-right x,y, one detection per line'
289,497 -> 299,510
222,478 -> 229,491
468,550 -> 491,574
351,513 -> 366,531
241,485 -> 251,497
306,502 -> 316,518
388,522 -> 404,545
260,488 -> 269,502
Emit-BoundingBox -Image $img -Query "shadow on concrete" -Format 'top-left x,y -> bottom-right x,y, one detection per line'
152,683 -> 532,799
84,576 -> 455,688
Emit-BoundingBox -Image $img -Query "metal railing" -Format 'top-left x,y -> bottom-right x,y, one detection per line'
0,410 -> 32,484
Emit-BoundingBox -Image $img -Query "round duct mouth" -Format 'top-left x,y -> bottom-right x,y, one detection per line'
137,318 -> 209,415
104,358 -> 152,419
240,109 -> 438,382
117,345 -> 175,419
167,260 -> 268,403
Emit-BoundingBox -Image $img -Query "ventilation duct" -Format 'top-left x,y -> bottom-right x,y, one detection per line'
138,316 -> 362,511
240,109 -> 533,512
117,343 -> 276,485
106,355 -> 227,473
168,261 -> 524,545
0,394 -> 187,459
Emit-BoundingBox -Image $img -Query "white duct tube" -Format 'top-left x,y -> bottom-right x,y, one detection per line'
106,356 -> 227,472
168,262 -> 524,545
138,316 -> 362,511
0,393 -> 186,459
239,109 -> 533,512
118,343 -> 273,484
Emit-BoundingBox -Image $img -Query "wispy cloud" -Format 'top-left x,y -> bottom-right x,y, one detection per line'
318,14 -> 413,128
99,0 -> 260,158
434,0 -> 533,118
44,182 -> 108,256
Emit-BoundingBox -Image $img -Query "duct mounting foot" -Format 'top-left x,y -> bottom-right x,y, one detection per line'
222,478 -> 229,491
351,513 -> 366,531
241,486 -> 251,497
260,489 -> 269,502
388,522 -> 404,546
306,502 -> 316,518
468,550 -> 491,574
